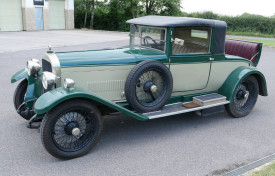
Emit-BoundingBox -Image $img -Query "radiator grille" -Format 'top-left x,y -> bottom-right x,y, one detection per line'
42,59 -> 52,72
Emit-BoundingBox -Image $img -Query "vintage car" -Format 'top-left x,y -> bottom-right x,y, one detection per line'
11,16 -> 267,159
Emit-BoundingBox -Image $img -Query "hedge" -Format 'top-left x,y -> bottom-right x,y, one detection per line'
75,8 -> 275,36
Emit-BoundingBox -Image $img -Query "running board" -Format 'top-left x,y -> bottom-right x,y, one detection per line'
143,101 -> 230,119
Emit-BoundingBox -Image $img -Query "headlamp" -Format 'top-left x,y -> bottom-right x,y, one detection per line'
41,71 -> 59,89
26,59 -> 41,76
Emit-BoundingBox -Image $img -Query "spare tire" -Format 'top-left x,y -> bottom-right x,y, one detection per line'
125,60 -> 173,113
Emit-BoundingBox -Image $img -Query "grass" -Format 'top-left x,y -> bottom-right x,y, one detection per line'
245,162 -> 275,176
227,36 -> 275,47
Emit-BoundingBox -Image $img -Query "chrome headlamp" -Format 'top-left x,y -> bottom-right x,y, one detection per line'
41,71 -> 59,89
64,78 -> 75,90
27,59 -> 41,76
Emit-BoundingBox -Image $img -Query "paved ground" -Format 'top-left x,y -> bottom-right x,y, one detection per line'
0,30 -> 275,176
0,30 -> 129,53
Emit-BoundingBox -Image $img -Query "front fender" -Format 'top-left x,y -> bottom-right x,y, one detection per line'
11,68 -> 28,83
219,66 -> 268,102
34,87 -> 148,121
11,68 -> 43,108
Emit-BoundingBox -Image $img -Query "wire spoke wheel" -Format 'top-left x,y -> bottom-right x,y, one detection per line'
226,76 -> 259,118
136,69 -> 165,106
41,100 -> 103,159
125,60 -> 173,113
52,110 -> 95,152
233,84 -> 250,110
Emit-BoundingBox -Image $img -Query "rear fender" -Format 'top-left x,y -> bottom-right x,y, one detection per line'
219,66 -> 268,102
34,87 -> 149,121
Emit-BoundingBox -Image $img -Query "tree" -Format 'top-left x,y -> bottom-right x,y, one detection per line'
118,0 -> 140,18
142,0 -> 181,16
90,0 -> 95,29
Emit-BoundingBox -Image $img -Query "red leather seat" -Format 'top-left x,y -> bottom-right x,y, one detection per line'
225,39 -> 260,64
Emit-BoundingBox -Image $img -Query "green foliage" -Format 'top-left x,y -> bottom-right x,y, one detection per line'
74,0 -> 181,31
74,1 -> 275,36
181,11 -> 275,36
220,13 -> 275,34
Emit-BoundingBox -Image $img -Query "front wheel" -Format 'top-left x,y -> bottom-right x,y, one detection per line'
225,76 -> 259,118
13,79 -> 34,120
40,100 -> 103,159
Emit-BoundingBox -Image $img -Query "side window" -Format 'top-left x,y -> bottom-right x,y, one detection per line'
172,27 -> 211,54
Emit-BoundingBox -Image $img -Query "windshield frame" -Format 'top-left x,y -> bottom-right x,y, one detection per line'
130,25 -> 167,53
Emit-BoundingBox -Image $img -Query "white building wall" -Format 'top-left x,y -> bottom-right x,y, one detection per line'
20,0 -> 74,31
65,0 -> 74,29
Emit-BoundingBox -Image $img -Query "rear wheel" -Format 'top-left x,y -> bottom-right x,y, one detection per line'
225,76 -> 259,118
40,100 -> 103,159
13,79 -> 33,120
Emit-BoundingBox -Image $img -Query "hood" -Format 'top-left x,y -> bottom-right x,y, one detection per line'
56,47 -> 167,67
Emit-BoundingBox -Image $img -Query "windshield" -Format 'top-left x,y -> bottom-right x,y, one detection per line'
130,25 -> 166,52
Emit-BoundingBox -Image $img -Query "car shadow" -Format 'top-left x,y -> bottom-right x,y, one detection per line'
96,111 -> 233,151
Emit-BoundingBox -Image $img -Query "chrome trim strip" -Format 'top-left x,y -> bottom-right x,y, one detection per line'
113,100 -> 127,103
144,101 -> 230,119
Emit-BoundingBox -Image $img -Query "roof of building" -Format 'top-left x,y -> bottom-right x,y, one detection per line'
127,16 -> 227,28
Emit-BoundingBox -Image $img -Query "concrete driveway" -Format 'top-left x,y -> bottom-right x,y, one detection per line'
0,30 -> 275,176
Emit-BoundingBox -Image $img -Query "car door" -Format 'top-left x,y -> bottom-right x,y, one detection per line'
169,26 -> 212,93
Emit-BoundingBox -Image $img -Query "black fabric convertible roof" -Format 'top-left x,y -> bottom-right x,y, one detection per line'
126,16 -> 227,28
127,16 -> 227,55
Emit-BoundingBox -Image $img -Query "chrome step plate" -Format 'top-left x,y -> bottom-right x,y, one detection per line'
143,101 -> 230,119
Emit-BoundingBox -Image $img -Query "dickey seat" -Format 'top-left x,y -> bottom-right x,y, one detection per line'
225,39 -> 260,64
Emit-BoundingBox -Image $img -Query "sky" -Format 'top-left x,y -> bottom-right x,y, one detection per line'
182,0 -> 275,17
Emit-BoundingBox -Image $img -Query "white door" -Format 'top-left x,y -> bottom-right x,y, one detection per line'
49,0 -> 65,30
0,0 -> 23,31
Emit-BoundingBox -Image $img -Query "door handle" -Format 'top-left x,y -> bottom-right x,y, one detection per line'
209,58 -> 214,61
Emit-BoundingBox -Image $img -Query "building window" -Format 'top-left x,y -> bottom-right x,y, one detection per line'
34,0 -> 44,6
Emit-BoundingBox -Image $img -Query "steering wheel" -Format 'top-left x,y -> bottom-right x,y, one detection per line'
143,36 -> 159,49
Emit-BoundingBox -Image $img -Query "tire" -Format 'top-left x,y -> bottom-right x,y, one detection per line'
225,76 -> 259,118
125,60 -> 173,113
13,79 -> 33,120
40,100 -> 103,159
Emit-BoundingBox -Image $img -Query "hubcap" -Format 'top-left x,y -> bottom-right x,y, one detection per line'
150,85 -> 157,93
64,121 -> 79,135
143,81 -> 154,93
244,91 -> 249,100
236,90 -> 245,100
72,127 -> 80,136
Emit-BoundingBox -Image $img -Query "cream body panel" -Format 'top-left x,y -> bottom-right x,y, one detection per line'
61,65 -> 134,101
170,62 -> 210,92
171,61 -> 249,97
206,61 -> 248,90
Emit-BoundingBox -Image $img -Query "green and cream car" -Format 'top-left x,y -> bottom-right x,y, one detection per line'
11,16 -> 268,159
